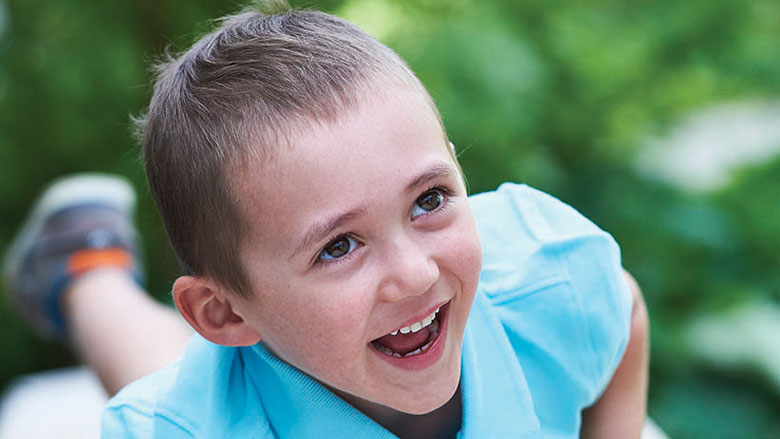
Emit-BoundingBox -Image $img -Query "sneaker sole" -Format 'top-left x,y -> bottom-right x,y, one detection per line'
2,174 -> 136,286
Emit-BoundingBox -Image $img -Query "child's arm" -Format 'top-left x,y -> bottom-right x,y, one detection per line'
580,270 -> 649,439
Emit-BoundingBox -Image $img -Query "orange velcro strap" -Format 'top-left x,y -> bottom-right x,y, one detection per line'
67,248 -> 132,276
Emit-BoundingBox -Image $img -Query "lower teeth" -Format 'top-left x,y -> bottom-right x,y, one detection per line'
374,319 -> 440,358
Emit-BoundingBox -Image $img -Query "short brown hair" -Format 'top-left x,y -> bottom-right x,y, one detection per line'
139,3 -> 442,297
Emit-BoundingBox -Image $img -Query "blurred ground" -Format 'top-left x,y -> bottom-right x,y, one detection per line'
0,367 -> 105,439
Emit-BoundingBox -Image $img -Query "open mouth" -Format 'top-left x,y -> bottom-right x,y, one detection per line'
370,302 -> 448,358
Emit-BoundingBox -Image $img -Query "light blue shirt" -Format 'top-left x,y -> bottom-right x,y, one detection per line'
102,183 -> 632,438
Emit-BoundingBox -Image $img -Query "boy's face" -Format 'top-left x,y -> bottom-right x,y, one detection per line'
231,84 -> 482,415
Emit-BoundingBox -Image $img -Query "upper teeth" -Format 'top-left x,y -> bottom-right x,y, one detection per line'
391,307 -> 440,336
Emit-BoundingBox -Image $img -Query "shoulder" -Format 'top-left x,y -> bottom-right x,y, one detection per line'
468,182 -> 623,293
101,335 -> 273,439
469,182 -> 611,245
102,359 -> 196,438
469,183 -> 625,300
469,183 -> 632,403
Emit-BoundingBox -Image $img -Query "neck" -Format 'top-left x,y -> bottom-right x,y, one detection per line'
336,386 -> 463,439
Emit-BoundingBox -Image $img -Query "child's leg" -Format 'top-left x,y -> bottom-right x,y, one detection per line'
3,174 -> 191,396
63,268 -> 191,395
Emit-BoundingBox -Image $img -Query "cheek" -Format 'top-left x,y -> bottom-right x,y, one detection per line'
443,207 -> 483,285
257,283 -> 375,373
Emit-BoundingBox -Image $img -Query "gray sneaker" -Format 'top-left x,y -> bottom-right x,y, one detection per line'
2,174 -> 143,339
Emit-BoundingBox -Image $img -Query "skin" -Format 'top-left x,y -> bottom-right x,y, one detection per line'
580,271 -> 649,439
63,268 -> 192,396
171,82 -> 649,436
176,84 -> 483,433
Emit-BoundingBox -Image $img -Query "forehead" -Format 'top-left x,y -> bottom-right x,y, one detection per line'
234,86 -> 453,243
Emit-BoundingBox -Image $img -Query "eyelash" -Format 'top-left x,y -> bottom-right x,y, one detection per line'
315,233 -> 363,266
411,185 -> 452,220
313,185 -> 454,266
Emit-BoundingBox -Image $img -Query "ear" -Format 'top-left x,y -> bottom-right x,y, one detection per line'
172,275 -> 261,347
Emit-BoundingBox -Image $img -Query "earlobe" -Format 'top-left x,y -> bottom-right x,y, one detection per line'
172,276 -> 261,347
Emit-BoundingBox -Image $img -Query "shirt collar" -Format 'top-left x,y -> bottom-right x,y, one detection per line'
243,343 -> 395,438
242,289 -> 540,438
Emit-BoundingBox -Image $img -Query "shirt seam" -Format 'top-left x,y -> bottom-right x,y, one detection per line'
105,402 -> 197,438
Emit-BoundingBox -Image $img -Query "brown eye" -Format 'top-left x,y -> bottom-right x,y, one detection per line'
412,190 -> 444,218
319,235 -> 356,261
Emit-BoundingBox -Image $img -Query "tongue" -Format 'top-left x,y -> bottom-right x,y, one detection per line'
374,328 -> 431,355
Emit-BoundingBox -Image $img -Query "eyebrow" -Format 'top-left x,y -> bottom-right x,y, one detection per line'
405,161 -> 459,193
290,161 -> 459,260
290,208 -> 365,261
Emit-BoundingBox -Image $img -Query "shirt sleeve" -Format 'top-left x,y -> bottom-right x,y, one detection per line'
470,183 -> 633,406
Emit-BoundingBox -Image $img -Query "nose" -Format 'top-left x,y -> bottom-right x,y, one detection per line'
376,232 -> 440,302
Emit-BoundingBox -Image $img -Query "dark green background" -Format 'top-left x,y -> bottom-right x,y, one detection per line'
1,0 -> 779,437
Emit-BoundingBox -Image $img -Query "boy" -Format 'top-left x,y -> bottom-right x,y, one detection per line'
4,2 -> 648,437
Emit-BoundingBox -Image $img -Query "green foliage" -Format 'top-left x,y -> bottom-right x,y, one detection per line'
1,0 -> 779,435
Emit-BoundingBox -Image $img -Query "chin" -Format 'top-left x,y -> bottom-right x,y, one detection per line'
389,366 -> 461,415
399,389 -> 458,415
